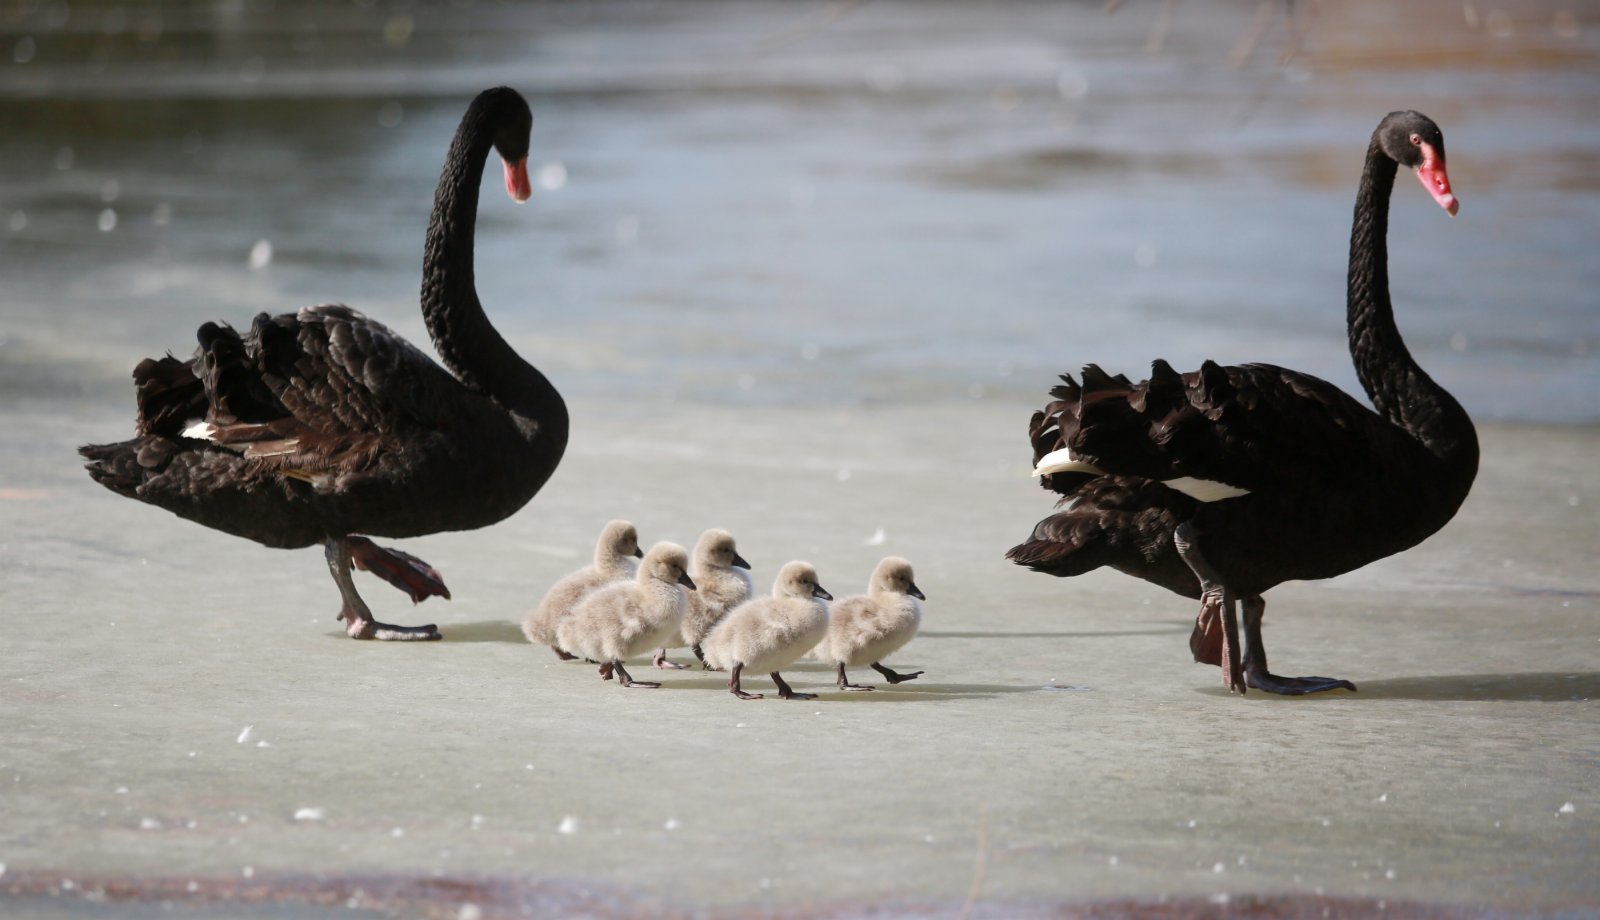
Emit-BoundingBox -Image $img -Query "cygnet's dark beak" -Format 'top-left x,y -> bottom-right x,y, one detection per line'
812,584 -> 833,601
908,582 -> 926,600
633,547 -> 645,559
731,553 -> 751,570
678,573 -> 697,591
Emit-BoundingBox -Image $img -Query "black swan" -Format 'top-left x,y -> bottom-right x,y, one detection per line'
80,87 -> 566,642
1007,111 -> 1476,695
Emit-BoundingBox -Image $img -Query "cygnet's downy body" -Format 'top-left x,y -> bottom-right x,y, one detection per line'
815,556 -> 925,690
522,520 -> 644,660
654,529 -> 752,670
555,542 -> 694,688
702,561 -> 832,700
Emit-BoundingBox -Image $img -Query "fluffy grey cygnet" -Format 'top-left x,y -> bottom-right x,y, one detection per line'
653,528 -> 752,670
701,561 -> 832,700
555,542 -> 694,689
521,520 -> 642,660
814,556 -> 925,691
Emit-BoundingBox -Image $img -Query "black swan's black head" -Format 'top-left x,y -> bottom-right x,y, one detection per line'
1376,110 -> 1457,216
472,86 -> 534,204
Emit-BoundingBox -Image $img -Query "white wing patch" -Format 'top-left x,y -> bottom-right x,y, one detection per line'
181,419 -> 215,441
1162,476 -> 1251,502
1032,447 -> 1105,478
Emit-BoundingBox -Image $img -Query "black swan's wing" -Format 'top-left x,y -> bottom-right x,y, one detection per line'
175,304 -> 462,478
1029,359 -> 1398,500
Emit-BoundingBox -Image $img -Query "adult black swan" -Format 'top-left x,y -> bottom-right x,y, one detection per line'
79,87 -> 566,642
1007,111 -> 1476,695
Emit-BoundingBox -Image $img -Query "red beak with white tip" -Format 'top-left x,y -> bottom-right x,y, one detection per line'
504,156 -> 532,204
1416,142 -> 1458,217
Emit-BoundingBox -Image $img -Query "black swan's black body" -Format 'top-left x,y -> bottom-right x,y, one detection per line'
81,87 -> 563,640
1007,112 -> 1478,694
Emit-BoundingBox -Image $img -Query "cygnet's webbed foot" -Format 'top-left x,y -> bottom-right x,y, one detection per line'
728,663 -> 763,700
612,662 -> 660,689
836,663 -> 873,691
552,646 -> 577,661
1246,671 -> 1358,695
597,662 -> 615,681
871,662 -> 923,684
345,536 -> 451,603
327,539 -> 441,641
771,672 -> 816,701
652,648 -> 689,670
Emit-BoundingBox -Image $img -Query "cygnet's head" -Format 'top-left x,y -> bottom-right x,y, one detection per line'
774,561 -> 831,601
695,529 -> 751,571
640,542 -> 695,590
871,556 -> 925,599
598,519 -> 643,561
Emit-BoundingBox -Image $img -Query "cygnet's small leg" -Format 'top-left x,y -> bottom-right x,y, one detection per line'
870,662 -> 923,684
770,672 -> 816,701
693,644 -> 715,670
551,646 -> 577,661
1240,595 -> 1357,695
728,663 -> 763,700
611,661 -> 660,689
597,662 -> 614,681
652,648 -> 689,670
1173,523 -> 1243,693
836,663 -> 873,691
325,539 -> 441,641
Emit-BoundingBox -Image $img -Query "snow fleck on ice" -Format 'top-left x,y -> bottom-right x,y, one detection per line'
139,817 -> 162,830
236,725 -> 253,744
664,818 -> 681,831
390,827 -> 405,838
242,866 -> 254,878
557,816 -> 579,835
256,741 -> 271,748
115,786 -> 129,795
294,807 -> 325,822
1212,862 -> 1226,874
458,905 -> 484,920
248,239 -> 273,270
1377,793 -> 1388,803
1559,802 -> 1576,815
470,814 -> 486,830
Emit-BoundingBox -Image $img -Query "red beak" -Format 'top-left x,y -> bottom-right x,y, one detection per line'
504,156 -> 531,204
1416,143 -> 1458,217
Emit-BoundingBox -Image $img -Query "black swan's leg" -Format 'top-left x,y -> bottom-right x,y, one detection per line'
1173,523 -> 1243,693
325,539 -> 441,641
1241,595 -> 1357,695
613,661 -> 660,689
729,663 -> 763,700
837,662 -> 873,691
870,662 -> 923,684
346,536 -> 451,602
771,672 -> 816,701
552,646 -> 577,661
652,648 -> 689,670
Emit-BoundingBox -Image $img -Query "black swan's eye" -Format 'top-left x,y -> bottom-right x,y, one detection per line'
1409,133 -> 1422,145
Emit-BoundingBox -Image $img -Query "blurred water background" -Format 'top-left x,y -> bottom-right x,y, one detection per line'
1,0 -> 1596,422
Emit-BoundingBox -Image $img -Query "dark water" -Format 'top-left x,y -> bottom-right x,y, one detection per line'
2,0 -> 1597,420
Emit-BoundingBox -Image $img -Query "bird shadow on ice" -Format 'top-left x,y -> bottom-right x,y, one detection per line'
652,676 -> 1036,702
1354,671 -> 1600,702
1190,671 -> 1600,702
438,620 -> 528,643
920,625 -> 1188,640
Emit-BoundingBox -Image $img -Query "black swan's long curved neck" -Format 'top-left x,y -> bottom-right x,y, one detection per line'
1346,139 -> 1477,478
421,99 -> 568,437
